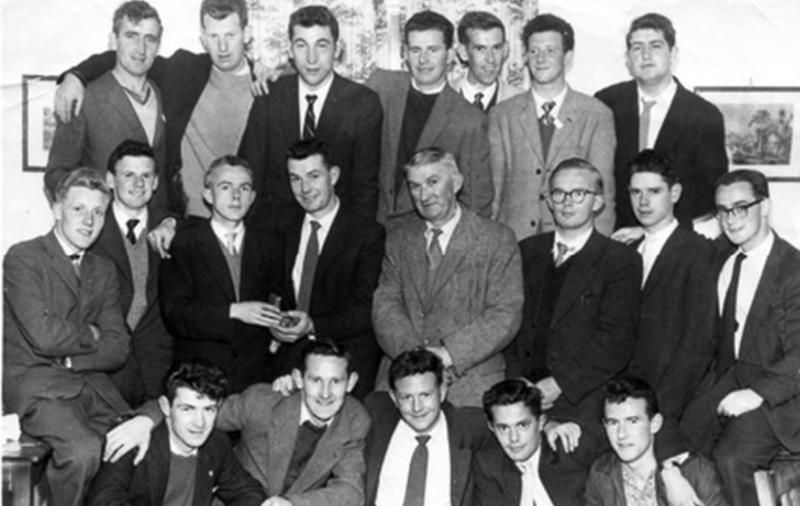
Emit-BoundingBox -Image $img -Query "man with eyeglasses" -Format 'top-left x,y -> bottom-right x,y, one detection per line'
489,13 -> 616,240
681,169 -> 800,506
505,157 -> 641,487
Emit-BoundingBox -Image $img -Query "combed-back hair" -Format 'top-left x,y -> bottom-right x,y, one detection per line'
286,137 -> 332,168
520,13 -> 574,52
549,157 -> 604,193
204,154 -> 253,188
200,0 -> 248,28
297,339 -> 354,374
404,10 -> 454,49
289,5 -> 339,42
165,360 -> 229,403
107,139 -> 156,175
482,379 -> 543,423
715,169 -> 770,200
626,13 -> 676,49
628,149 -> 679,186
112,0 -> 162,37
388,348 -> 444,390
603,376 -> 659,418
457,11 -> 505,45
55,168 -> 112,203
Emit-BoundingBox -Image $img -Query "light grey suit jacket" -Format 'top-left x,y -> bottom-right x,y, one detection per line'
365,69 -> 493,224
371,207 -> 523,406
489,87 -> 616,240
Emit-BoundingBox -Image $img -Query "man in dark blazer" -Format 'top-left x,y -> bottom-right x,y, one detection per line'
86,362 -> 266,506
91,140 -> 172,407
159,155 -> 274,393
365,349 -> 492,506
595,13 -> 727,235
241,5 -> 382,222
366,10 -> 492,224
681,170 -> 800,506
3,169 -> 130,506
265,138 -> 384,399
506,158 -> 641,478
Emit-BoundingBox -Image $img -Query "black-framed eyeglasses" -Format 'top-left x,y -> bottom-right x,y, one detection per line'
715,199 -> 763,220
548,188 -> 598,204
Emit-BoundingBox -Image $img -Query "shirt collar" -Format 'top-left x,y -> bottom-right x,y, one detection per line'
641,218 -> 678,247
53,227 -> 83,257
553,226 -> 593,257
300,398 -> 332,428
399,406 -> 447,439
168,433 -> 199,457
739,230 -> 774,260
460,78 -> 498,105
425,204 -> 462,252
638,77 -> 677,107
304,196 -> 340,231
531,85 -> 568,121
112,200 -> 148,238
210,219 -> 245,250
411,78 -> 447,95
298,71 -> 335,108
517,445 -> 542,474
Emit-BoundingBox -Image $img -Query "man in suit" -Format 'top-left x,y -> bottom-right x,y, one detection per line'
472,379 -> 586,506
3,169 -> 130,506
46,1 -> 168,214
450,11 -> 525,112
159,155 -> 275,393
595,13 -> 727,236
365,348 -> 492,506
366,10 -> 492,224
55,0 -> 263,220
506,158 -> 641,480
241,5 -> 383,222
372,147 -> 523,406
681,170 -> 800,506
489,13 -> 616,240
265,138 -> 385,399
86,362 -> 266,506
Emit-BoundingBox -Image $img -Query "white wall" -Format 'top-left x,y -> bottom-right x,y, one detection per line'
2,0 -> 799,253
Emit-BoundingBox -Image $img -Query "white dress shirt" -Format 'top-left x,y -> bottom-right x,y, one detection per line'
460,79 -> 498,110
532,86 -> 568,129
638,219 -> 678,287
210,219 -> 245,254
637,78 -> 677,149
425,204 -> 462,255
517,447 -> 555,506
552,226 -> 593,265
292,198 -> 340,299
298,72 -> 335,136
113,200 -> 148,242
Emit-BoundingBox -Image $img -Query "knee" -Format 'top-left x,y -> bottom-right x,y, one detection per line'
57,434 -> 103,477
714,437 -> 754,478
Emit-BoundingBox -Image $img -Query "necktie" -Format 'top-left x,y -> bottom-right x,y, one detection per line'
68,253 -> 81,276
125,219 -> 139,245
427,228 -> 444,271
554,241 -> 570,267
402,435 -> 431,506
518,461 -> 536,506
639,98 -> 657,150
283,420 -> 327,492
539,100 -> 557,158
225,231 -> 238,255
720,252 -> 747,370
473,92 -> 485,111
297,221 -> 321,312
541,101 -> 556,126
303,94 -> 318,139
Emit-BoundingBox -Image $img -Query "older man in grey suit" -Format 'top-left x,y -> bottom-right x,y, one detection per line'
372,147 -> 523,407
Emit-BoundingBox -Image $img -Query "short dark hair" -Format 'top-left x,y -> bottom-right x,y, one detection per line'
107,139 -> 156,175
289,5 -> 339,42
628,149 -> 679,187
112,0 -> 162,37
286,137 -> 332,169
200,0 -> 248,28
482,379 -> 543,423
388,348 -> 444,390
165,361 -> 229,403
603,376 -> 659,419
715,169 -> 770,200
627,13 -> 676,49
521,13 -> 574,52
457,11 -> 505,46
404,10 -> 454,49
204,154 -> 253,187
297,339 -> 354,374
55,168 -> 112,203
549,157 -> 604,193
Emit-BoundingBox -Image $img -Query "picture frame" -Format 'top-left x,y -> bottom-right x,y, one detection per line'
22,74 -> 58,172
695,86 -> 800,182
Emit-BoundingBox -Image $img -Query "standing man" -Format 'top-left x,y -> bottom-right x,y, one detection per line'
451,11 -> 524,112
3,169 -> 130,506
241,5 -> 383,221
506,158 -> 640,482
365,348 -> 491,506
681,170 -> 800,506
372,148 -> 523,406
91,140 -> 173,407
266,138 -> 385,398
366,10 -> 492,224
596,13 -> 727,236
490,13 -> 616,240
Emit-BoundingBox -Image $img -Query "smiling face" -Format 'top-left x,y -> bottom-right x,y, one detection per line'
460,27 -> 507,87
290,24 -> 338,90
525,30 -> 570,87
390,372 -> 446,433
603,397 -> 661,467
203,164 -> 256,226
160,387 -> 219,454
626,28 -> 675,89
107,155 -> 158,212
112,15 -> 161,79
53,186 -> 110,251
292,354 -> 356,425
405,29 -> 451,92
629,172 -> 680,233
288,154 -> 340,219
490,401 -> 543,463
200,13 -> 247,73
716,181 -> 770,252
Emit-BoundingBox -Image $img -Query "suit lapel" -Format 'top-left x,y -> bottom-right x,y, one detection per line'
268,394 -> 302,494
96,208 -> 133,285
407,222 -> 433,311
316,73 -> 343,138
145,210 -> 159,298
654,79 -> 688,153
739,238 -> 783,358
101,74 -> 150,142
151,81 -> 166,154
366,409 -> 401,502
194,441 -> 215,506
548,89 -> 580,163
642,227 -> 684,294
516,93 -> 545,167
148,424 -> 171,504
239,227 -> 260,301
426,210 -> 472,306
386,77 -> 410,175
283,214 -> 304,308
288,409 -> 345,495
314,209 -> 350,291
552,231 -> 604,325
416,86 -> 459,150
199,222 -> 237,302
44,233 -> 81,297
280,75 -> 302,146
445,407 -> 471,506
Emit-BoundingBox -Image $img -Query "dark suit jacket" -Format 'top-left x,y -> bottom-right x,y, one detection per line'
86,422 -> 266,506
364,392 -> 491,506
682,234 -> 800,453
240,73 -> 383,221
3,232 -> 130,415
159,220 -> 274,393
595,78 -> 727,229
89,207 -> 172,405
45,71 -> 168,210
508,230 -> 641,452
627,227 -> 716,458
269,206 -> 385,398
365,69 -> 492,223
217,385 -> 370,506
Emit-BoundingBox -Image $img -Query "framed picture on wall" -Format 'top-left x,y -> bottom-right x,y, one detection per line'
22,74 -> 58,172
695,86 -> 800,182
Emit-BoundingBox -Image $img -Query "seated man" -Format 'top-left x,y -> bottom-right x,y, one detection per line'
87,361 -> 266,505
472,379 -> 585,506
365,348 -> 491,506
586,376 -> 727,506
3,168 -> 130,506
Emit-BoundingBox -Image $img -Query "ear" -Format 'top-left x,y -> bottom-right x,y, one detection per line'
291,368 -> 303,390
329,165 -> 341,187
243,25 -> 253,45
202,187 -> 213,206
452,172 -> 465,195
334,40 -> 343,61
389,388 -> 399,408
501,40 -> 510,62
564,49 -> 574,73
591,193 -> 604,213
538,413 -> 548,431
345,371 -> 359,393
669,45 -> 679,73
109,32 -> 118,51
158,395 -> 171,418
52,201 -> 64,222
199,31 -> 210,53
456,43 -> 469,63
105,171 -> 116,191
151,173 -> 159,192
760,198 -> 771,218
438,380 -> 448,403
670,183 -> 682,204
650,413 -> 663,434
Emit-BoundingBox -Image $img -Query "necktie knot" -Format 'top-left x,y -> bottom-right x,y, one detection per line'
68,253 -> 81,261
68,253 -> 81,276
125,219 -> 140,244
301,420 -> 326,434
541,101 -> 556,125
554,241 -> 571,267
416,434 -> 431,446
641,98 -> 656,112
473,92 -> 485,111
306,94 -> 317,106
225,232 -> 238,255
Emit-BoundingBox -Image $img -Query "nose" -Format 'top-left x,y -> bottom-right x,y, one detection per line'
419,185 -> 432,202
486,49 -> 496,64
219,37 -> 229,53
509,427 -> 520,444
193,411 -> 207,430
320,382 -> 332,400
82,210 -> 95,226
133,175 -> 145,188
411,397 -> 422,414
308,46 -> 318,64
616,423 -> 628,440
232,187 -> 242,201
419,49 -> 430,65
135,36 -> 146,54
639,192 -> 650,207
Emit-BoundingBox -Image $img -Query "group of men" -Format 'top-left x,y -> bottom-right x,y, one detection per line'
3,0 -> 800,505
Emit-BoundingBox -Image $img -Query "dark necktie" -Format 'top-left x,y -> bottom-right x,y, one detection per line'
639,98 -> 657,150
719,252 -> 747,372
539,100 -> 556,158
283,420 -> 327,492
402,435 -> 431,506
68,253 -> 81,276
125,219 -> 139,245
303,94 -> 318,139
473,92 -> 485,111
297,221 -> 321,312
